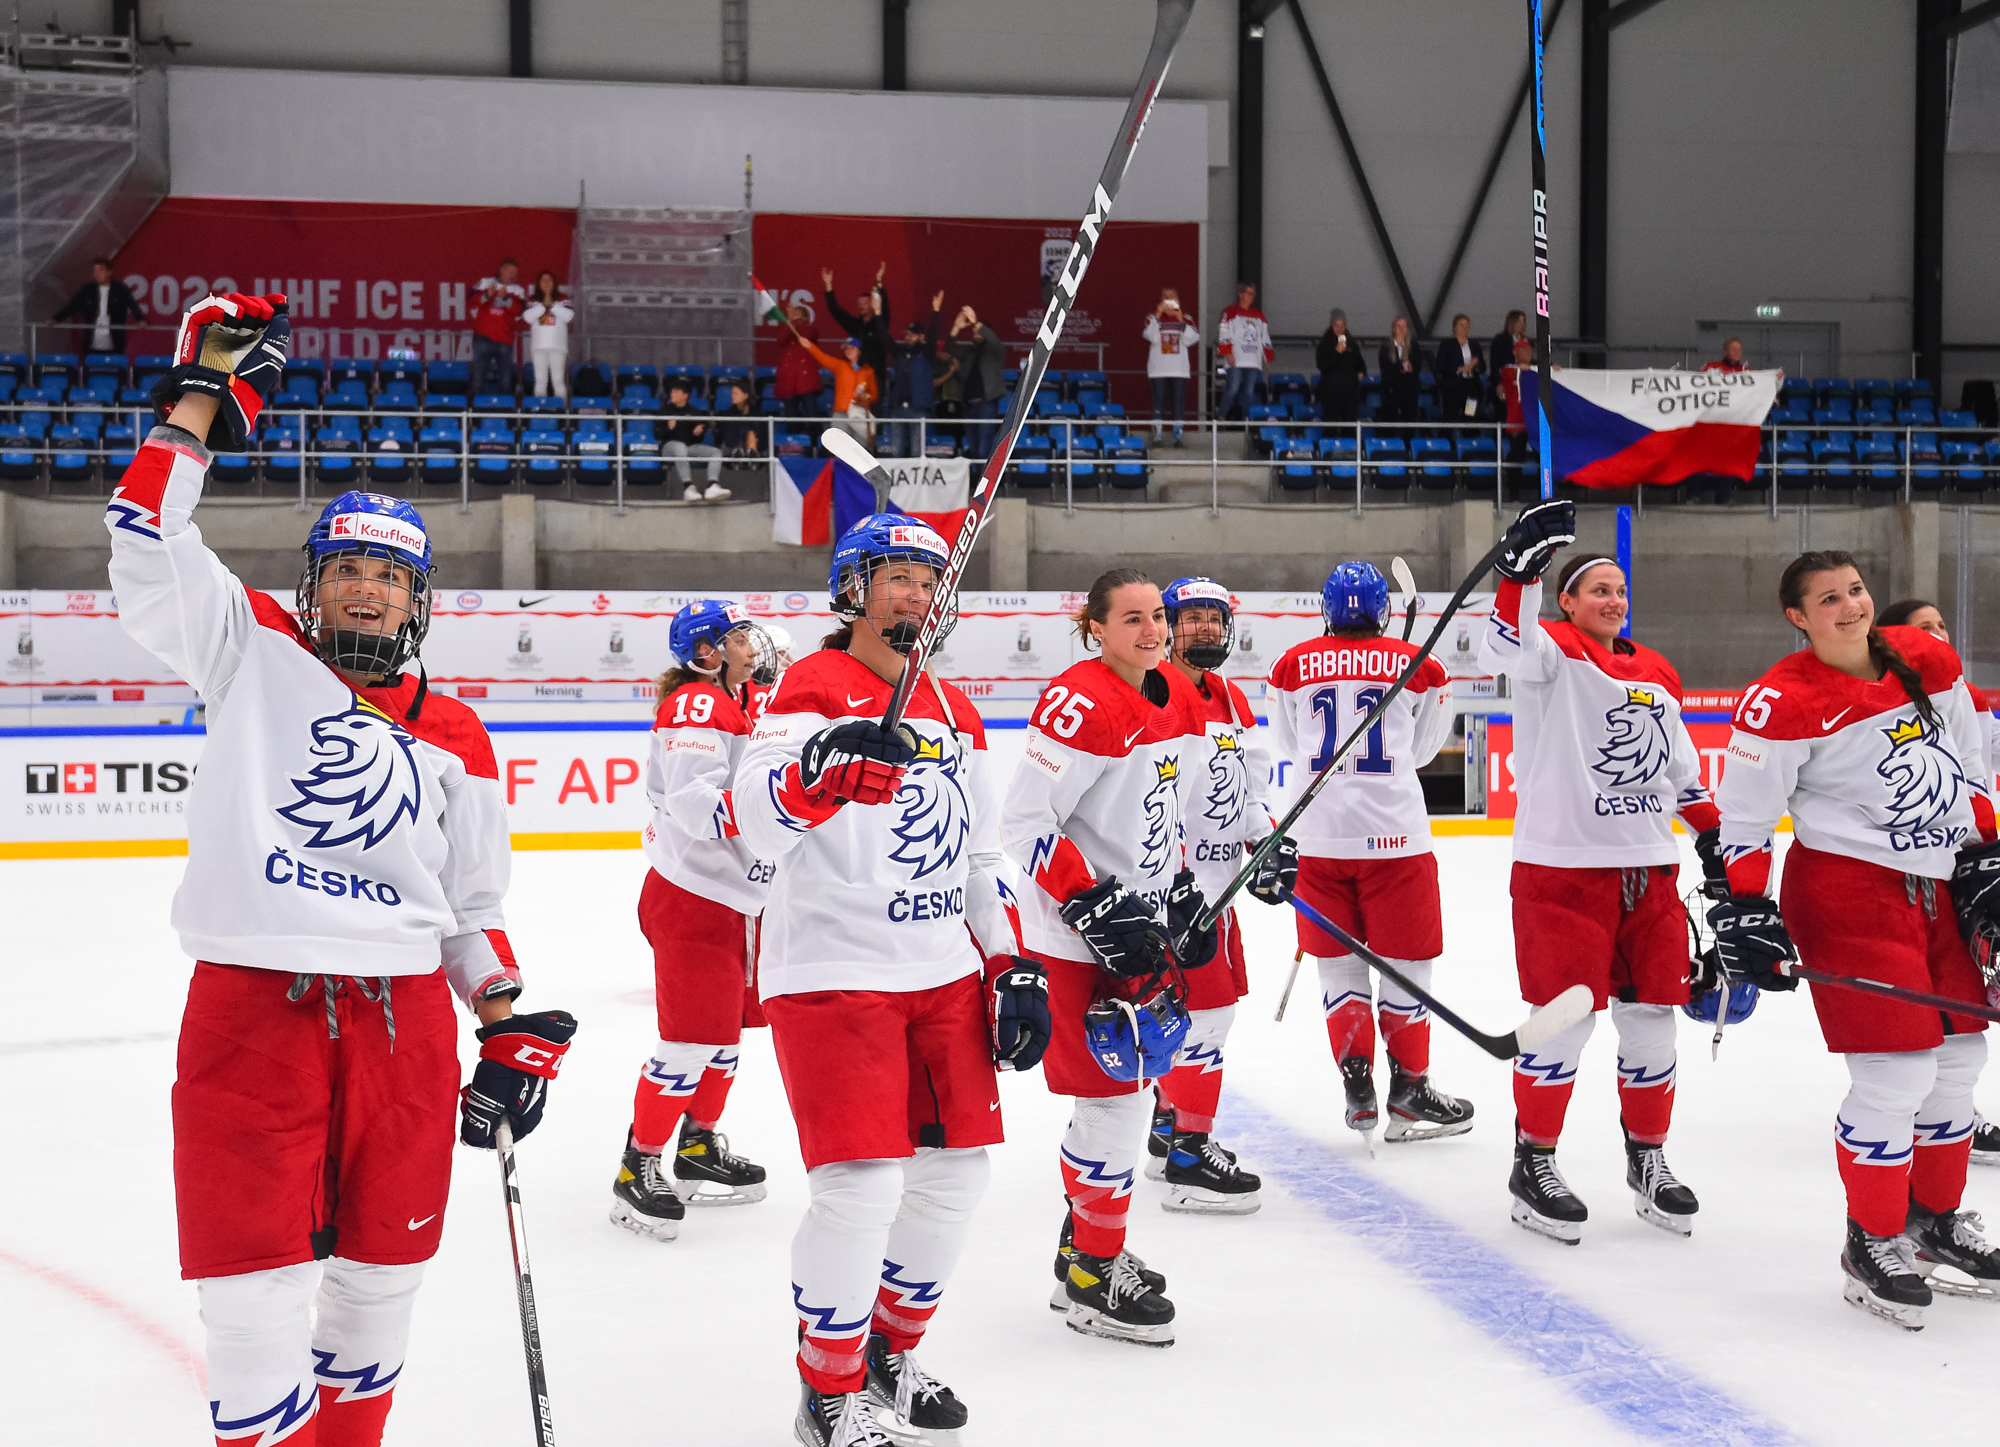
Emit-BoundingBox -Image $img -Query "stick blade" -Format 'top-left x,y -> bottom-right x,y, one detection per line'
1389,555 -> 1417,597
819,426 -> 888,484
1512,984 -> 1594,1054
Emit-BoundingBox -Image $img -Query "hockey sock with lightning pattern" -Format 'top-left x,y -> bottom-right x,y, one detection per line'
1837,1049 -> 1933,1237
793,1158 -> 903,1396
1513,1008 -> 1593,1146
686,1046 -> 741,1131
311,1258 -> 423,1447
199,1261 -> 319,1447
1316,955 -> 1375,1062
1610,1001 -> 1677,1145
631,1038 -> 718,1153
872,1147 -> 990,1352
1060,1094 -> 1148,1259
1159,1005 -> 1234,1133
1376,959 -> 1433,1076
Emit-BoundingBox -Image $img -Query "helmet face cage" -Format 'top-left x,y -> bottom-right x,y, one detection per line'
833,552 -> 959,653
296,545 -> 434,677
1163,576 -> 1235,671
727,622 -> 780,687
1083,986 -> 1190,1082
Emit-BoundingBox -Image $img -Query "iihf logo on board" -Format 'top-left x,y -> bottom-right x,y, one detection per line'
886,735 -> 968,880
1140,755 -> 1181,875
1875,715 -> 1963,831
1202,731 -> 1246,829
277,704 -> 424,850
1591,686 -> 1672,788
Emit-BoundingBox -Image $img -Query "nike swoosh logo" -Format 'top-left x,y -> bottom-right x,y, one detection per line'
1821,708 -> 1853,731
1124,728 -> 1145,748
847,694 -> 874,709
408,1214 -> 438,1230
989,1100 -> 1000,1111
517,595 -> 553,608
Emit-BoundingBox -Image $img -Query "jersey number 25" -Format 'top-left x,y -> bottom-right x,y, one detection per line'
1308,684 -> 1393,775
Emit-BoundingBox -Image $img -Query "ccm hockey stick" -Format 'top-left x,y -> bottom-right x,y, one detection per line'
1772,962 -> 2000,1026
1528,0 -> 1556,500
1390,555 -> 1420,641
1195,534 -> 1513,932
865,0 -> 1195,733
1289,894 -> 1594,1060
496,1118 -> 557,1447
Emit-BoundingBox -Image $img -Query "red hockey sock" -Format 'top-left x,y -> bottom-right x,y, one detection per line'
796,1332 -> 869,1397
1379,1003 -> 1430,1076
687,1060 -> 737,1132
1324,999 -> 1374,1065
631,1066 -> 693,1155
1616,1079 -> 1675,1145
1837,1143 -> 1912,1237
1159,1062 -> 1222,1134
1910,1137 -> 1972,1215
1512,1068 -> 1576,1147
1061,1153 -> 1132,1259
315,1387 -> 390,1447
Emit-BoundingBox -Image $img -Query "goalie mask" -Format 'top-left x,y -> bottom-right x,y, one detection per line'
668,599 -> 777,686
1162,576 -> 1236,671
296,491 -> 435,678
829,512 -> 958,654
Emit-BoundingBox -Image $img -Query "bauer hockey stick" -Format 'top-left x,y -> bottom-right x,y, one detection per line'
1288,894 -> 1594,1060
1390,555 -> 1420,641
496,1118 -> 557,1447
866,0 -> 1195,734
1527,0 -> 1556,501
1194,534 -> 1514,933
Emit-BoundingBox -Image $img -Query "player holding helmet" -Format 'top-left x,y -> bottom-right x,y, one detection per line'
734,515 -> 1039,1447
106,293 -> 573,1447
612,600 -> 779,1239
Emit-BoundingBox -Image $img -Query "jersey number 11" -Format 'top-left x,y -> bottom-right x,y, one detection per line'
1308,684 -> 1394,775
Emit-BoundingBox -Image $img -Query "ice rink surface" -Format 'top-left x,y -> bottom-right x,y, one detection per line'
7,731 -> 2000,1446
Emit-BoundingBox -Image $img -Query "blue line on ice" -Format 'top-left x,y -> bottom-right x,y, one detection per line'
1223,1092 -> 1803,1447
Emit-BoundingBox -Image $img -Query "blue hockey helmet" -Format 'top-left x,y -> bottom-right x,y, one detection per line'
1083,986 -> 1190,1083
1322,560 -> 1390,633
1162,575 -> 1236,671
668,598 -> 775,683
829,511 -> 957,652
1683,979 -> 1759,1027
296,491 -> 435,676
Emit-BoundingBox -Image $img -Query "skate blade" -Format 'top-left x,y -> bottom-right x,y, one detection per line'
863,1391 -> 962,1447
1842,1275 -> 1926,1330
1509,1197 -> 1582,1245
1383,1116 -> 1474,1143
1631,1193 -> 1695,1237
1063,1301 -> 1174,1347
673,1178 -> 768,1207
1143,1157 -> 1167,1183
609,1198 -> 681,1241
1918,1260 -> 2000,1302
1969,1151 -> 2000,1169
1160,1184 -> 1261,1216
1049,1280 -> 1072,1313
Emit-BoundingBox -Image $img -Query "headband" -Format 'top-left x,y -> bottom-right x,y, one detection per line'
1560,558 -> 1620,594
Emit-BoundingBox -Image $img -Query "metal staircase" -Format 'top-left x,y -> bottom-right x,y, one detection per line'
571,206 -> 754,372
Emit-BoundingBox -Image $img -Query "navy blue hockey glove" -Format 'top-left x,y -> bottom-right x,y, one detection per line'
150,292 -> 291,452
798,720 -> 917,806
1059,875 -> 1171,979
1166,867 -> 1219,968
1693,827 -> 1730,902
1705,898 -> 1798,992
1246,834 -> 1299,906
1495,499 -> 1576,583
1951,841 -> 2000,944
987,954 -> 1051,1071
460,1009 -> 578,1147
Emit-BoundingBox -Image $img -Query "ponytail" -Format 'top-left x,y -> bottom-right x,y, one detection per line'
1867,629 -> 1938,729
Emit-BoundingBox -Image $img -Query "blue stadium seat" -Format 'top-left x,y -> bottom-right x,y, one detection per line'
83,353 -> 128,389
426,360 -> 471,393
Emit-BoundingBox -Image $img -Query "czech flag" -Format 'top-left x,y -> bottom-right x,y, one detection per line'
771,454 -> 875,545
1526,367 -> 1780,487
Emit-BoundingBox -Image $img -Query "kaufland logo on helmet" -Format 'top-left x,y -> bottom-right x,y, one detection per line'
1179,581 -> 1230,605
329,512 -> 426,558
722,603 -> 750,624
888,525 -> 942,551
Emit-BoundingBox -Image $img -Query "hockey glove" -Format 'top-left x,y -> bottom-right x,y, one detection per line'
1705,897 -> 1798,992
988,954 -> 1051,1071
1495,499 -> 1576,583
1246,834 -> 1299,906
797,720 -> 917,806
150,292 -> 291,452
1059,875 -> 1171,979
1166,867 -> 1219,968
1952,841 -> 2000,941
459,1009 -> 578,1148
1693,827 -> 1730,902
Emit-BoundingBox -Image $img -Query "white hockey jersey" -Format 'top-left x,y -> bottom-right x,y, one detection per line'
641,679 -> 774,915
1002,659 -> 1208,964
1265,634 -> 1455,859
104,432 -> 519,1000
1717,626 -> 1996,890
1179,671 -> 1275,899
733,648 -> 1016,998
1477,579 -> 1719,868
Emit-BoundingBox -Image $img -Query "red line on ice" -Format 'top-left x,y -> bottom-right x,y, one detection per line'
0,1244 -> 207,1393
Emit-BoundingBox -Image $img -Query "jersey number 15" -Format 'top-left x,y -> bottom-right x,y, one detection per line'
1308,684 -> 1394,775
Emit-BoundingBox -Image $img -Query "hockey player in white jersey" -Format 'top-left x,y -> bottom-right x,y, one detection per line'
105,292 -> 574,1447
733,515 -> 1042,1447
1266,561 -> 1474,1145
612,600 -> 778,1240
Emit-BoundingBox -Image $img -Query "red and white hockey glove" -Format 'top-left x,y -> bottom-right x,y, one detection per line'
150,291 -> 291,452
459,1009 -> 578,1148
797,719 -> 917,806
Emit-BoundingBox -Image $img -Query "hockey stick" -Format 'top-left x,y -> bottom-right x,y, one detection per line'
496,1118 -> 557,1447
1274,946 -> 1306,1022
1772,962 -> 2000,1026
1194,534 -> 1513,933
1527,0 -> 1556,501
1289,893 -> 1593,1060
867,0 -> 1195,734
1390,555 -> 1420,641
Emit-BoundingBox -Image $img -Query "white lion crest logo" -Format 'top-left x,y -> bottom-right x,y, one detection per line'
278,705 -> 424,850
1140,755 -> 1181,875
1203,731 -> 1247,830
1876,715 -> 1963,832
887,735 -> 968,880
1592,686 -> 1673,789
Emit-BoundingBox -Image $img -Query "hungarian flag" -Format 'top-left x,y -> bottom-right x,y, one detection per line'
750,273 -> 786,326
771,454 -> 875,545
1525,367 -> 1781,486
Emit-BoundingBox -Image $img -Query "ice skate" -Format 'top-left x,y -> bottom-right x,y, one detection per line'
1144,1101 -> 1173,1182
1623,1126 -> 1697,1237
1508,1137 -> 1587,1245
1062,1248 -> 1175,1347
673,1119 -> 768,1206
610,1129 -> 684,1241
1971,1113 -> 2000,1168
1382,1062 -> 1475,1142
1340,1055 -> 1378,1138
1905,1201 -> 2000,1302
865,1334 -> 968,1442
795,1378 -> 895,1447
1050,1210 -> 1165,1311
1840,1217 -> 1930,1330
1160,1132 -> 1261,1215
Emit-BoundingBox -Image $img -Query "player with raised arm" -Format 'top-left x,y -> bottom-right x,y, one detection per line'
1712,553 -> 2000,1330
105,292 -> 574,1447
1477,504 -> 1722,1244
1266,561 -> 1474,1146
1140,576 -> 1285,1213
734,516 -> 1041,1447
612,600 -> 778,1240
1002,569 -> 1220,1346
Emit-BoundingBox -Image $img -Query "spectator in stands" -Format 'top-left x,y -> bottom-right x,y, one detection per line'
885,290 -> 946,457
714,379 -> 763,460
784,314 -> 879,448
774,303 -> 825,418
949,305 -> 1005,459
53,258 -> 146,355
1379,316 -> 1422,425
1314,308 -> 1365,422
822,264 -> 892,384
1143,288 -> 1199,446
471,259 -> 526,395
1500,336 -> 1535,473
1434,313 -> 1486,426
1216,282 -> 1273,421
1489,309 -> 1527,386
662,378 -> 730,502
521,270 -> 572,401
932,336 -> 964,448
1704,337 -> 1748,373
